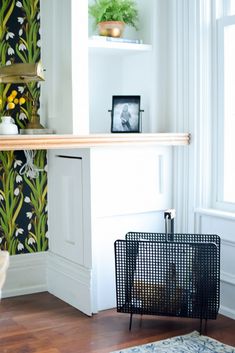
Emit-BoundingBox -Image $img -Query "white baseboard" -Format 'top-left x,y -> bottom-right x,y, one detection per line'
47,251 -> 93,316
2,252 -> 47,298
221,271 -> 235,286
220,306 -> 235,320
3,251 -> 235,322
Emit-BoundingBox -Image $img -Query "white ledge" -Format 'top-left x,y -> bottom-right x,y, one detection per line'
88,39 -> 152,54
195,207 -> 235,221
0,133 -> 190,151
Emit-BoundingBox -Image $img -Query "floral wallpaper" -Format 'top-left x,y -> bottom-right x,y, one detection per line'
0,0 -> 48,254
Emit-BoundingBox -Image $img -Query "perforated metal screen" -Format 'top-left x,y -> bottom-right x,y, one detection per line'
114,233 -> 220,320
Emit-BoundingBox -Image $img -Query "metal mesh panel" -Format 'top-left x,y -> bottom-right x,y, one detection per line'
126,232 -> 220,248
114,233 -> 220,321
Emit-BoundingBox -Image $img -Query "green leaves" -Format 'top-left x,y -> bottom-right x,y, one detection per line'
0,2 -> 48,255
0,151 -> 48,254
89,0 -> 139,29
22,150 -> 48,253
0,152 -> 21,253
0,0 -> 16,41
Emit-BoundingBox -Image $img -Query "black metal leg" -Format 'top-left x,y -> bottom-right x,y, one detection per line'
204,318 -> 208,335
139,314 -> 143,327
129,313 -> 133,331
199,318 -> 202,335
199,318 -> 208,335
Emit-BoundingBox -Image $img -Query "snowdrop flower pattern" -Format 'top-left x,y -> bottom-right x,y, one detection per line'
15,228 -> 24,237
28,238 -> 36,245
19,112 -> 27,121
17,243 -> 24,251
26,212 -> 33,219
6,32 -> 15,40
18,17 -> 24,24
16,175 -> 23,183
19,43 -> 27,51
7,47 -> 14,55
14,160 -> 23,168
14,188 -> 20,196
18,86 -> 24,94
0,0 -> 48,255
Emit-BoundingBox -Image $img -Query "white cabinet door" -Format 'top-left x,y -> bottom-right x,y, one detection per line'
49,154 -> 84,263
47,149 -> 93,315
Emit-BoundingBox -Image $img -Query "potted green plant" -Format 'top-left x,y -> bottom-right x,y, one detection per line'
89,0 -> 139,38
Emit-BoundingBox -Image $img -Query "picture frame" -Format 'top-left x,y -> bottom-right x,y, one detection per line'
111,95 -> 141,133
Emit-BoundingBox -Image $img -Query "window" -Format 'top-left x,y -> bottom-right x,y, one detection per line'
215,0 -> 235,210
223,20 -> 235,203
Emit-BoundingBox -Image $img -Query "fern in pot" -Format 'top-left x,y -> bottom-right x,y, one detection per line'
89,0 -> 139,38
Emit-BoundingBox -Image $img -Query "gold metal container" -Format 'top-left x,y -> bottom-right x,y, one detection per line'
98,21 -> 125,38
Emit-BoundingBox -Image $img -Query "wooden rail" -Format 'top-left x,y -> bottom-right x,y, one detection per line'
0,133 -> 190,151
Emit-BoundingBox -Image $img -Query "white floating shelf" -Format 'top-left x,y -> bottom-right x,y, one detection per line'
88,39 -> 152,54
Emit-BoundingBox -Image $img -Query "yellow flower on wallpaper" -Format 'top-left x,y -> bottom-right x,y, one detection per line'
0,89 -> 27,124
0,0 -> 48,255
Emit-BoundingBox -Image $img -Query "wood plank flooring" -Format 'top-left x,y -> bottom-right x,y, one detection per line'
0,292 -> 234,353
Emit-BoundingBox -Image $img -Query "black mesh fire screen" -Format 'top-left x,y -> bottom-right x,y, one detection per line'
114,232 -> 220,330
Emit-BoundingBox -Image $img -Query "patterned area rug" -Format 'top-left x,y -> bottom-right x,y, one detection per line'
111,331 -> 235,352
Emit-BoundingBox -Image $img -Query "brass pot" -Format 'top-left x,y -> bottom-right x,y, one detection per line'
97,21 -> 125,38
25,105 -> 44,129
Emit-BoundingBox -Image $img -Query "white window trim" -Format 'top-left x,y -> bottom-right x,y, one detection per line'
213,14 -> 235,212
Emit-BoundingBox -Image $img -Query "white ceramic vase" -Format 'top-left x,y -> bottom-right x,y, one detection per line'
0,116 -> 18,135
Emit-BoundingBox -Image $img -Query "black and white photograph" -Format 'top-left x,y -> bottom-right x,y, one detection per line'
111,96 -> 141,133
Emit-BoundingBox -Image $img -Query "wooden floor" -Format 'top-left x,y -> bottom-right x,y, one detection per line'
0,292 -> 235,353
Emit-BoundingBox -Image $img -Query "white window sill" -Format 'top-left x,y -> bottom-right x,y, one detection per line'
195,207 -> 235,221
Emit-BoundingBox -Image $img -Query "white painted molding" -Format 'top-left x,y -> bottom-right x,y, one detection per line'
221,271 -> 235,285
221,238 -> 235,247
2,252 -> 47,298
47,251 -> 93,316
71,0 -> 89,134
172,0 -> 198,234
195,207 -> 235,221
220,306 -> 235,320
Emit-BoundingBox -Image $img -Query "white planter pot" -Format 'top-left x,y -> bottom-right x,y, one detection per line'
0,116 -> 18,135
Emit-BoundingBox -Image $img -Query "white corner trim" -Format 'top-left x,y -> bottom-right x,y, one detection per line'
221,239 -> 235,247
220,306 -> 235,320
2,252 -> 48,298
195,207 -> 235,221
47,251 -> 93,316
221,271 -> 235,286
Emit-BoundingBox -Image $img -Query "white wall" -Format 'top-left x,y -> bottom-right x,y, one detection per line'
162,0 -> 235,320
195,210 -> 235,319
41,0 -> 89,134
92,211 -> 165,310
90,146 -> 173,310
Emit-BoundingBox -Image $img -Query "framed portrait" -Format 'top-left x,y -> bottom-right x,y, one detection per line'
111,95 -> 141,133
